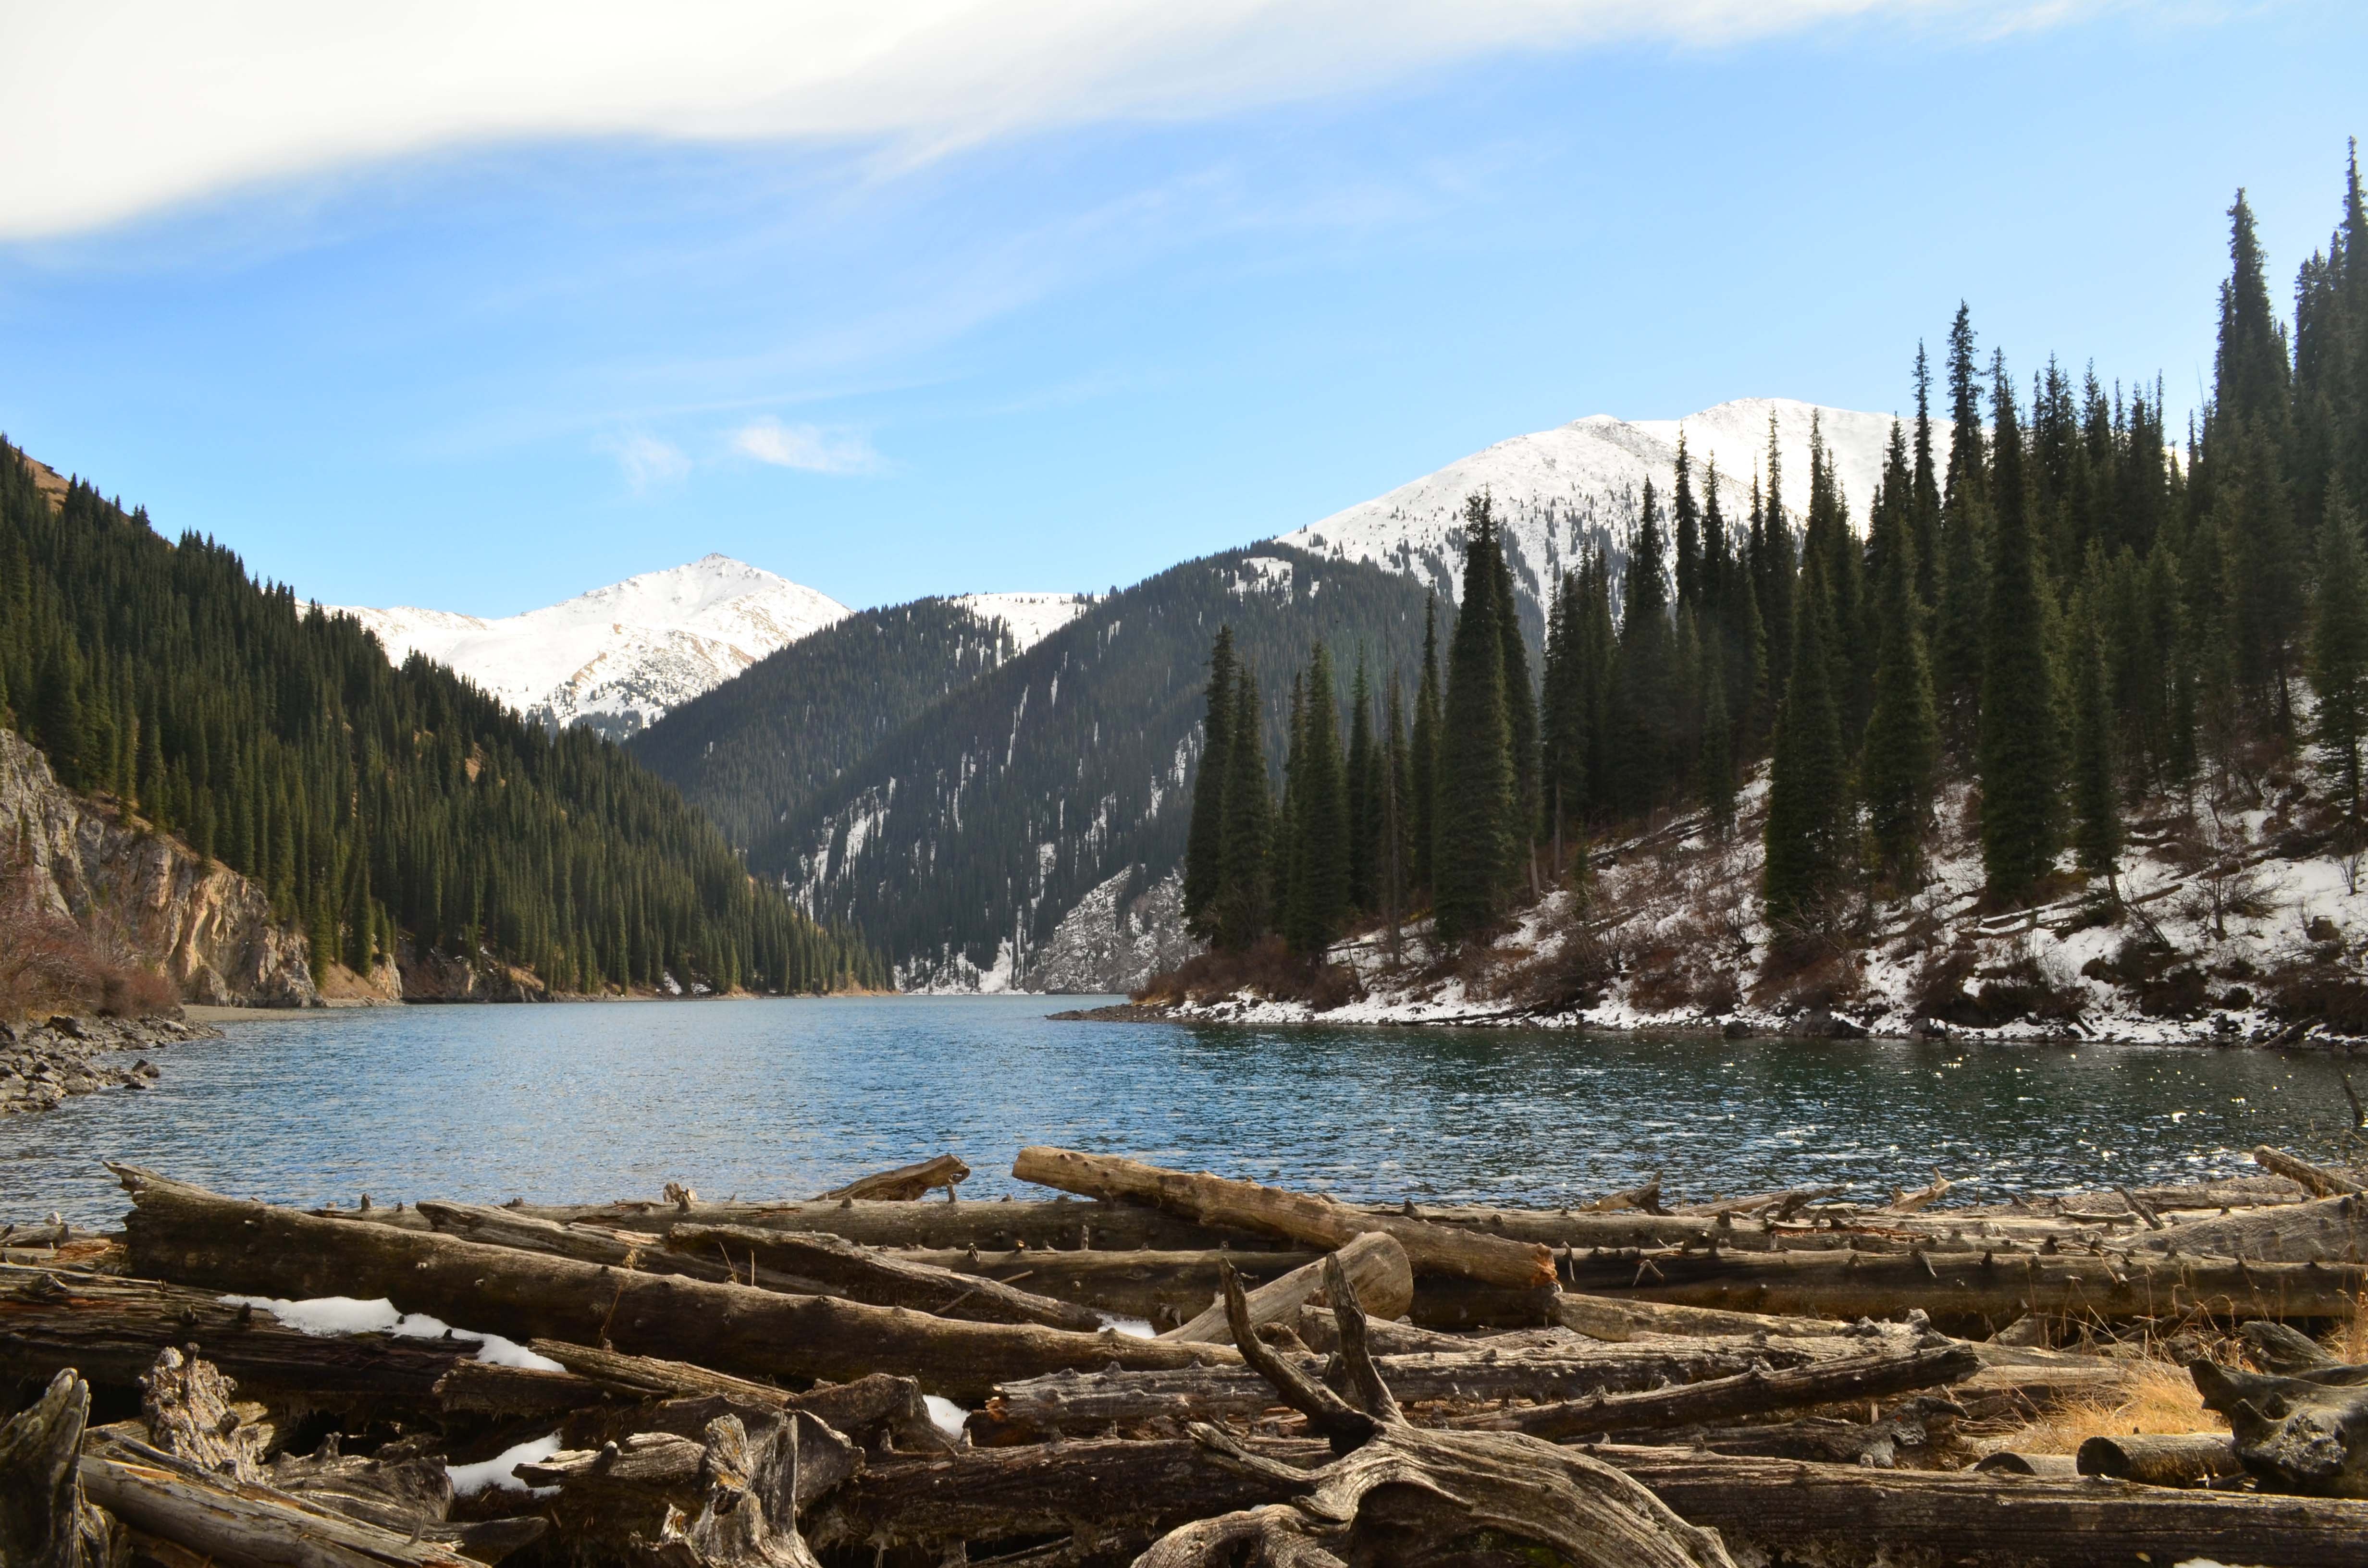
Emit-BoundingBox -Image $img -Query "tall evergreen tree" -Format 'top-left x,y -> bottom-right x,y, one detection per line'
1698,645 -> 1735,839
1978,352 -> 2062,903
1487,502 -> 1541,893
1213,670 -> 1274,950
1345,652 -> 1377,913
2314,489 -> 2368,814
1608,478 -> 1676,816
2066,579 -> 2121,881
2216,189 -> 2295,433
1435,498 -> 1517,943
32,644 -> 85,788
1381,673 -> 1411,954
1181,625 -> 1236,939
1763,561 -> 1851,927
1861,445 -> 1939,888
1912,343 -> 1943,607
1673,432 -> 1702,613
1409,595 -> 1443,895
1284,644 -> 1351,954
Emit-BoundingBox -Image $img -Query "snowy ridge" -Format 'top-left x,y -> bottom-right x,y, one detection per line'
1277,398 -> 1932,622
950,591 -> 1094,653
335,554 -> 850,741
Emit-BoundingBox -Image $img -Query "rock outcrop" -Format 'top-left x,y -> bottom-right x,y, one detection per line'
0,729 -> 321,1008
0,1014 -> 211,1115
1024,866 -> 1199,994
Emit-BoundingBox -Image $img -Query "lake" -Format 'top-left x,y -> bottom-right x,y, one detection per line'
2,996 -> 2361,1226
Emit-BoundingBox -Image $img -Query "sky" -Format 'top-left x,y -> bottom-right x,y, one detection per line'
0,1 -> 2359,616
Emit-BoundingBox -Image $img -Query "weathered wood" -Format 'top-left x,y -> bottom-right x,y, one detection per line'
2242,1319 -> 2339,1374
0,1370 -> 123,1568
668,1223 -> 1103,1331
979,1338 -> 1846,1438
140,1347 -> 269,1483
113,1166 -> 1237,1403
2145,1192 -> 2368,1263
1448,1341 -> 1980,1441
1562,1240 -> 2368,1326
1135,1254 -> 1735,1568
78,1433 -> 473,1568
1885,1172 -> 1952,1213
1668,1406 -> 1957,1468
428,1360 -> 607,1417
490,1196 -> 1260,1251
1011,1146 -> 1555,1287
267,1435 -> 453,1540
1284,1305 -> 1474,1357
1582,1176 -> 1665,1214
1161,1231 -> 1411,1344
1672,1184 -> 1846,1219
1970,1449 -> 2080,1477
815,1154 -> 969,1202
2194,1357 -> 2368,1497
0,1264 -> 469,1402
2075,1431 -> 2243,1486
524,1409 -> 850,1566
525,1341 -> 945,1453
2253,1145 -> 2367,1198
415,1201 -> 729,1280
1554,1291 -> 1843,1342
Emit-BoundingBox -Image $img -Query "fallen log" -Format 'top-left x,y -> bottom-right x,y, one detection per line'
816,1154 -> 970,1202
266,1435 -> 454,1542
1885,1172 -> 1952,1213
667,1222 -> 1104,1331
0,1370 -> 123,1568
113,1166 -> 1237,1403
414,1201 -> 730,1281
978,1338 -> 1846,1439
522,1408 -> 851,1564
1447,1341 -> 1980,1441
1561,1241 -> 2368,1326
1672,1184 -> 1846,1219
1162,1231 -> 1411,1344
2194,1357 -> 2368,1497
494,1196 -> 1259,1251
2242,1319 -> 2338,1374
0,1264 -> 470,1403
1134,1257 -> 1735,1568
523,1341 -> 944,1452
141,1346 -> 269,1482
1553,1291 -> 1843,1343
1582,1176 -> 1665,1214
2253,1145 -> 2366,1198
1011,1147 -> 1554,1288
2075,1431 -> 2244,1487
2145,1192 -> 2368,1263
1667,1405 -> 1958,1468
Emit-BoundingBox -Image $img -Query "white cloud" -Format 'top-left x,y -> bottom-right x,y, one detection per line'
731,418 -> 880,476
608,432 -> 691,491
0,1 -> 2106,241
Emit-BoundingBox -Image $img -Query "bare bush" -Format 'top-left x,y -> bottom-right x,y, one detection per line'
0,833 -> 178,1019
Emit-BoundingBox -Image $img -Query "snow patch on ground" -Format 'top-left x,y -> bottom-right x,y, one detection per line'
950,591 -> 1094,653
221,1295 -> 564,1370
448,1433 -> 563,1497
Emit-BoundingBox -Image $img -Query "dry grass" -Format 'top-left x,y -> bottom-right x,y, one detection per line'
1989,1357 -> 2223,1457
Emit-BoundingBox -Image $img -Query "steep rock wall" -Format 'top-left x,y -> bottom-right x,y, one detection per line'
0,729 -> 322,1007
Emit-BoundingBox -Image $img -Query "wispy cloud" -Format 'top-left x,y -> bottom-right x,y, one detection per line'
0,1 -> 2114,241
730,418 -> 881,476
607,432 -> 691,492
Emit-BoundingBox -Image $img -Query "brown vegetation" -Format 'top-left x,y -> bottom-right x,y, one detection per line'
0,837 -> 177,1020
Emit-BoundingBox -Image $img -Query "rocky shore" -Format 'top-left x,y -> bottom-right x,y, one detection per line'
0,1014 -> 215,1115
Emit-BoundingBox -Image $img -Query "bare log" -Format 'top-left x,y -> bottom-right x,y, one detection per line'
415,1201 -> 730,1280
1161,1231 -> 1411,1344
2074,1431 -> 2243,1487
524,1341 -> 944,1453
1561,1240 -> 2368,1326
2193,1358 -> 2368,1497
1011,1146 -> 1554,1288
1672,1184 -> 1846,1219
1886,1172 -> 1953,1213
815,1154 -> 970,1202
2253,1145 -> 2367,1198
1553,1292 -> 1843,1343
488,1196 -> 1257,1251
140,1347 -> 270,1482
1448,1341 -> 1980,1441
2242,1320 -> 2339,1374
1583,1176 -> 1665,1214
0,1370 -> 123,1568
667,1223 -> 1103,1331
112,1166 -> 1235,1403
2146,1192 -> 2368,1264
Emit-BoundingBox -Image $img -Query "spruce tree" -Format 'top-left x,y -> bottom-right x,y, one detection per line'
1213,671 -> 1273,950
32,644 -> 85,788
1181,625 -> 1235,939
2067,580 -> 2121,881
1978,353 -> 2062,903
1673,432 -> 1702,613
2216,190 -> 2294,433
1409,596 -> 1443,895
1699,647 -> 1735,838
2314,489 -> 2368,814
1539,569 -> 1580,861
1609,478 -> 1676,816
1382,673 -> 1411,954
1487,502 -> 1541,893
1861,460 -> 1939,888
1763,561 -> 1850,927
1345,652 -> 1378,914
1435,498 -> 1516,943
1912,343 -> 1943,607
1284,644 -> 1350,956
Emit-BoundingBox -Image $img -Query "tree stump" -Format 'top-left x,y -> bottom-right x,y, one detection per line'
0,1370 -> 125,1568
2192,1358 -> 2368,1497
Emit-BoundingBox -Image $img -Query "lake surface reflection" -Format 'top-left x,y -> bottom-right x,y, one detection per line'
1,996 -> 2358,1225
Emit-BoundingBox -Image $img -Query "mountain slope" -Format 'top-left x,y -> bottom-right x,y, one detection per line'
760,545 -> 1440,989
1278,397 -> 1926,633
337,555 -> 851,741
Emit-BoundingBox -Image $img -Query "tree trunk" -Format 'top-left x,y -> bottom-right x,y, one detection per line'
1554,1291 -> 1842,1343
1582,1177 -> 1665,1214
1011,1147 -> 1554,1287
1161,1231 -> 1411,1344
467,1197 -> 1257,1252
523,1342 -> 945,1453
140,1346 -> 270,1482
2074,1431 -> 2243,1487
815,1154 -> 970,1202
112,1166 -> 1237,1404
1446,1341 -> 1979,1440
0,1370 -> 123,1568
2252,1146 -> 2365,1198
2144,1193 -> 2368,1264
666,1223 -> 1104,1332
2192,1358 -> 2368,1497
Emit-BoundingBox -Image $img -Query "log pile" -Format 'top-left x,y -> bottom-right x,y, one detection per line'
6,1145 -> 2368,1566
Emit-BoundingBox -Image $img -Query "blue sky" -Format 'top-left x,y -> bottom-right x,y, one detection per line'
0,2 -> 2358,615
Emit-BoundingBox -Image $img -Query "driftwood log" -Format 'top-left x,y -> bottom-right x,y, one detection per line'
1133,1258 -> 1736,1568
1161,1231 -> 1412,1344
112,1166 -> 1236,1402
1011,1147 -> 1555,1288
140,1346 -> 270,1481
2253,1146 -> 2366,1198
2138,1192 -> 2368,1264
815,1154 -> 970,1202
1553,1291 -> 1844,1342
477,1197 -> 1264,1252
522,1341 -> 947,1453
2074,1431 -> 2244,1486
2193,1357 -> 2368,1497
0,1370 -> 123,1568
1582,1176 -> 1665,1214
666,1223 -> 1103,1331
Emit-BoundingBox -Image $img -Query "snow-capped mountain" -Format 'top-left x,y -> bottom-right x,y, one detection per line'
950,591 -> 1095,653
1277,397 -> 1933,626
336,555 -> 851,741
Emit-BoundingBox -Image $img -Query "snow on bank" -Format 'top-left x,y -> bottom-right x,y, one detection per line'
220,1294 -> 564,1370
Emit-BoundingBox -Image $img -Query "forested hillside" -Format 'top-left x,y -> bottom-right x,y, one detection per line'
766,545 -> 1442,985
630,598 -> 1020,852
1166,150 -> 2368,1041
0,446 -> 880,997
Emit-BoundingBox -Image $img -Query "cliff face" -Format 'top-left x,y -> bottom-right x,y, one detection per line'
1024,867 -> 1199,994
0,729 -> 323,1007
